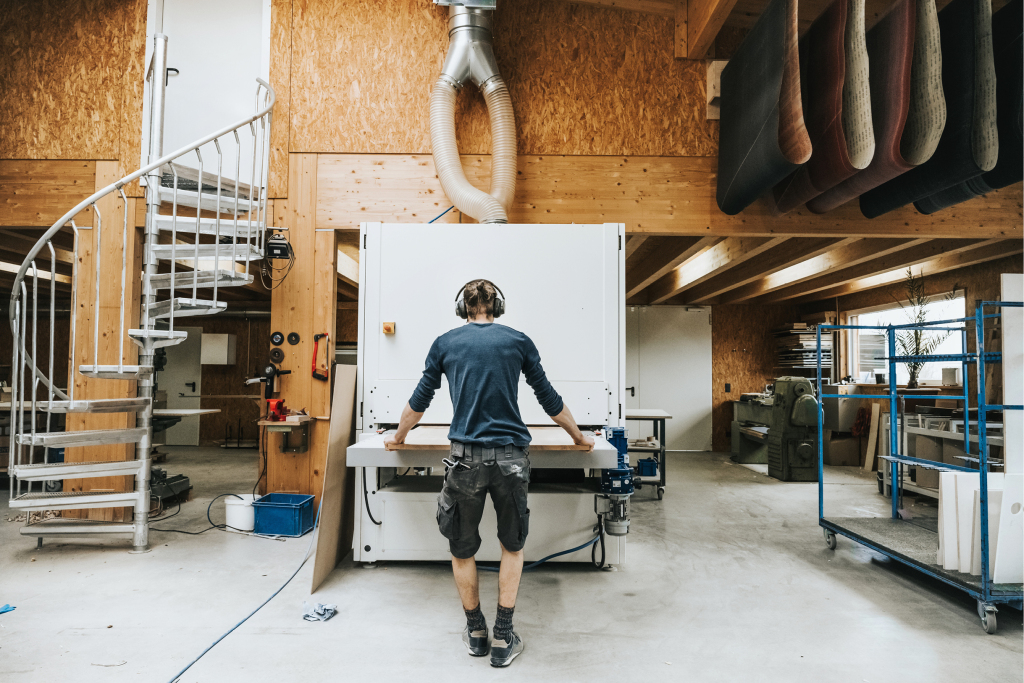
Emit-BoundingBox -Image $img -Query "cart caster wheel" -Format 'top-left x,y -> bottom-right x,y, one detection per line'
657,487 -> 664,500
824,528 -> 837,550
978,602 -> 998,634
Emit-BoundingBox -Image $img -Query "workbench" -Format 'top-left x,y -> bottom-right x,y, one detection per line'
625,408 -> 671,499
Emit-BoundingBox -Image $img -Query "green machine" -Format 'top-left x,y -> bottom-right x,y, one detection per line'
766,377 -> 819,482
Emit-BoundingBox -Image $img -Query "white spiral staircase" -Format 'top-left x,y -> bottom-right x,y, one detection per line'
6,35 -> 274,551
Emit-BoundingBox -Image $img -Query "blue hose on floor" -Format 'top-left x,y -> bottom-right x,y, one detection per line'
167,491 -> 326,683
477,533 -> 601,572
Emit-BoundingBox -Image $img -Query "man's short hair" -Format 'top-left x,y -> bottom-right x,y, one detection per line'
463,279 -> 497,317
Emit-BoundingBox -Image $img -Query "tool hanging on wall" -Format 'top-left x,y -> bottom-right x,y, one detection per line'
270,348 -> 285,364
271,331 -> 285,346
312,333 -> 330,382
287,332 -> 300,345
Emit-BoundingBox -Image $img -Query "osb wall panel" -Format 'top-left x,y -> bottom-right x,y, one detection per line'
186,316 -> 271,446
287,0 -> 715,157
316,154 -> 1022,239
268,0 -> 293,197
710,303 -> 800,451
337,308 -> 357,343
0,0 -> 148,167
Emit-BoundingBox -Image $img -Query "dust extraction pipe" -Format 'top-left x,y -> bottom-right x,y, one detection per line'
430,6 -> 516,224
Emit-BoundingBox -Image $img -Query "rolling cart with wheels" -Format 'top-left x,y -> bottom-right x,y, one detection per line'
815,301 -> 1023,634
625,409 -> 671,500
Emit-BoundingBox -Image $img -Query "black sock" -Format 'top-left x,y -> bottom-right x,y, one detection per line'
493,604 -> 514,642
465,605 -> 486,633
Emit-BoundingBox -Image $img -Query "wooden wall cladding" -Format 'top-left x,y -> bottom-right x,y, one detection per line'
0,161 -> 96,227
710,302 -> 800,451
315,153 -> 1023,238
286,0 -> 716,157
0,0 -> 148,170
192,316 -> 270,446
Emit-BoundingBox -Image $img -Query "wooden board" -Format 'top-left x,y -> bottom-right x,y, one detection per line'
268,0 -> 292,198
625,408 -> 673,419
386,425 -> 592,451
311,364 -> 357,594
154,408 -> 221,417
862,403 -> 880,471
314,154 -> 1021,239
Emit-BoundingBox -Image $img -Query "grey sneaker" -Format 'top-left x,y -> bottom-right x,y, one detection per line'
463,623 -> 490,657
489,631 -> 524,667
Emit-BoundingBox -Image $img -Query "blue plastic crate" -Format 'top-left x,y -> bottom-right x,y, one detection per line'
251,493 -> 315,537
636,458 -> 658,477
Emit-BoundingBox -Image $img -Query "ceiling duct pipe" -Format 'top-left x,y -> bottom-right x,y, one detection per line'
430,5 -> 516,224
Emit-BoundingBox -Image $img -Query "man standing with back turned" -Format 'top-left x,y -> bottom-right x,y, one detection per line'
384,279 -> 594,668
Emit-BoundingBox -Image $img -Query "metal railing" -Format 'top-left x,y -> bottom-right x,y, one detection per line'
6,33 -> 275,549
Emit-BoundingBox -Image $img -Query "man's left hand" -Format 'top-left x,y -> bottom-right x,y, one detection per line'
575,433 -> 595,452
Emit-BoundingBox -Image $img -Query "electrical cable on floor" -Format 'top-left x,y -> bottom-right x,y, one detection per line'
167,484 -> 326,683
428,206 -> 454,223
253,426 -> 268,500
151,493 -> 247,536
362,467 -> 382,526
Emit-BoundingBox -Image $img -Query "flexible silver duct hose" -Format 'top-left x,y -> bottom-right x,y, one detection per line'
430,7 -> 516,224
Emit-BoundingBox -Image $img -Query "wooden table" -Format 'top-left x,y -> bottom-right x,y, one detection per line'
625,408 -> 672,499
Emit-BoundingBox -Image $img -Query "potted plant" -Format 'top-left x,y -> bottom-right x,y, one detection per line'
892,269 -> 959,389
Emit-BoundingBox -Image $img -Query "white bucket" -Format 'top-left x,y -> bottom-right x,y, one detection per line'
224,494 -> 258,532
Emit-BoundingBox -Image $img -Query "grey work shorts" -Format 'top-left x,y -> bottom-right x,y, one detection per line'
436,443 -> 531,559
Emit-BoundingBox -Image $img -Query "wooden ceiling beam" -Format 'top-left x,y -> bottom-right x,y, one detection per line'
646,236 -> 785,303
683,0 -> 742,58
756,239 -> 995,303
793,240 -> 1024,303
626,236 -> 716,298
671,237 -> 851,304
624,235 -> 648,260
717,238 -> 926,303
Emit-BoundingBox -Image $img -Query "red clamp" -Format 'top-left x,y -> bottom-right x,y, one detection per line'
312,333 -> 330,381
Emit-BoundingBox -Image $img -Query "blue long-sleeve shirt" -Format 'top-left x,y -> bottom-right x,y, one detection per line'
408,323 -> 563,447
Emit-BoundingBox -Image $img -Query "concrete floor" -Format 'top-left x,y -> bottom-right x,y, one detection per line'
1,448 -> 1020,682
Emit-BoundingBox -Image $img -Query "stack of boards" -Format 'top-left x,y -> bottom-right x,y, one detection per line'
937,472 -> 1022,583
775,323 -> 832,369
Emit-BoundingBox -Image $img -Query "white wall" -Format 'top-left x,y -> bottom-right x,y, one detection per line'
143,0 -> 270,184
626,306 -> 713,451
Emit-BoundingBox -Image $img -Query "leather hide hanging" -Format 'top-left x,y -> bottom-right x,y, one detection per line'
716,0 -> 811,216
808,0 -> 918,213
914,0 -> 1022,213
773,0 -> 875,214
859,0 -> 998,218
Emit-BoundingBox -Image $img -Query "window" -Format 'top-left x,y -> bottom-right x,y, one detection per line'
847,293 -> 965,385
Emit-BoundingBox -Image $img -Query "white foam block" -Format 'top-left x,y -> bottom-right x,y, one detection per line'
939,472 -> 959,569
971,489 -> 1003,577
993,473 -> 1023,583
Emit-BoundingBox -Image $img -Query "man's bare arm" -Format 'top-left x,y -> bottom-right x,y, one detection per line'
383,402 -> 425,447
550,404 -> 595,451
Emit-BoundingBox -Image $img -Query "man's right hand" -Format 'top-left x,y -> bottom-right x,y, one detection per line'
575,433 -> 595,452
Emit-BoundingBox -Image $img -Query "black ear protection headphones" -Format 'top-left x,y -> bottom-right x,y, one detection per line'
455,280 -> 505,319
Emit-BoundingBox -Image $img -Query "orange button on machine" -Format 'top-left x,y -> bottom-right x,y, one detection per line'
382,322 -> 396,334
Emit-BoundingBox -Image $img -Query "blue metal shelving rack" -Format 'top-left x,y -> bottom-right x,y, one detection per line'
815,301 -> 1023,634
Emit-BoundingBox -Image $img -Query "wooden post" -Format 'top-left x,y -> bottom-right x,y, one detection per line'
266,153 -> 337,505
64,161 -> 141,521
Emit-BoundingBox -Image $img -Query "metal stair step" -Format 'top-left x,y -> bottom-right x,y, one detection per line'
34,398 -> 151,414
160,161 -> 253,198
19,521 -> 137,538
10,490 -> 142,511
147,297 -> 228,319
128,329 -> 189,349
13,459 -> 143,481
79,365 -> 154,380
152,214 -> 262,238
17,427 -> 147,448
149,243 -> 264,263
158,186 -> 256,215
149,270 -> 253,290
